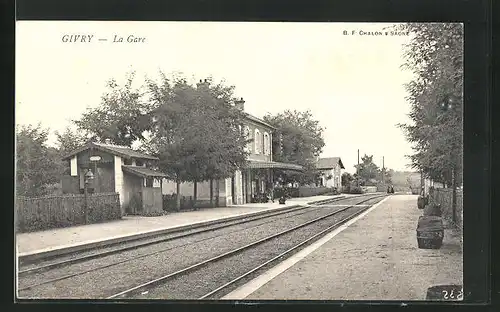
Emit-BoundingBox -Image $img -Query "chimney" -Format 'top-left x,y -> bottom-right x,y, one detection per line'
235,97 -> 245,111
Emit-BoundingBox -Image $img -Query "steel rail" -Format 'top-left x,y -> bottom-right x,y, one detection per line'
19,195 -> 352,276
19,206 -> 311,275
18,196 -> 353,291
106,194 -> 386,299
198,195 -> 385,299
18,206 -> 314,291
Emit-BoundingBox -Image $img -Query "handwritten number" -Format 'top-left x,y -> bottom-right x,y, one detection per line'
442,290 -> 448,299
442,288 -> 464,300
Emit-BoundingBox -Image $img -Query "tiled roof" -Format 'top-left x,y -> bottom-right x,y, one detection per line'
93,142 -> 159,160
122,165 -> 168,178
316,157 -> 345,169
244,113 -> 276,130
62,142 -> 159,160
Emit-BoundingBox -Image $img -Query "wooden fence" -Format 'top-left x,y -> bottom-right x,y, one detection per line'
162,195 -> 215,211
429,188 -> 463,231
361,186 -> 378,193
297,187 -> 334,197
16,193 -> 122,233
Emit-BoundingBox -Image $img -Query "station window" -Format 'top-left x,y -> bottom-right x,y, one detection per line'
245,126 -> 252,152
254,129 -> 261,154
263,133 -> 270,155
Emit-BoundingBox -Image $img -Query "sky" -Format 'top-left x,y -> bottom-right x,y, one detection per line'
16,21 -> 416,174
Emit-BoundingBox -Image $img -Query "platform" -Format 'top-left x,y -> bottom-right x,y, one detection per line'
224,195 -> 463,301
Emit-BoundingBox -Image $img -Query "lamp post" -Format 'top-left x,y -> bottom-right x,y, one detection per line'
277,176 -> 286,204
84,169 -> 94,224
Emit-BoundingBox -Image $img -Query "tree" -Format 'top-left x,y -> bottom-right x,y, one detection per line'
396,23 -> 463,222
193,78 -> 249,206
55,126 -> 91,157
16,124 -> 62,197
74,71 -> 154,147
354,154 -> 380,185
341,172 -> 353,190
53,126 -> 93,177
264,110 -> 325,185
384,168 -> 394,185
143,73 -> 248,209
142,74 -> 197,210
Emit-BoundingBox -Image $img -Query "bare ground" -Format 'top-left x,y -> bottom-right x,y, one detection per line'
246,195 -> 463,301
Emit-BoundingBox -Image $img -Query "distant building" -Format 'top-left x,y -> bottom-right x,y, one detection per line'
316,157 -> 345,189
61,142 -> 167,215
162,95 -> 303,206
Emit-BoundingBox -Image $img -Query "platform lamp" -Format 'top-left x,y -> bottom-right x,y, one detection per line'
89,153 -> 101,192
277,176 -> 287,204
84,169 -> 94,224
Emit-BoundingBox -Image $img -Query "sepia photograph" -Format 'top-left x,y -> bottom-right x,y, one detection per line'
15,21 -> 464,301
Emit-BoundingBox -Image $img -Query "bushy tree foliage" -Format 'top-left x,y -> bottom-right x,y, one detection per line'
341,172 -> 353,187
354,154 -> 380,183
396,23 -> 463,222
396,23 -> 463,187
55,126 -> 91,156
194,78 -> 249,182
74,71 -> 153,147
16,124 -> 62,197
384,169 -> 394,185
264,110 -> 325,185
143,73 -> 248,209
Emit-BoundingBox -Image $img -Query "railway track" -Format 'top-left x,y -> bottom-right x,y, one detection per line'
18,195 -> 355,276
106,195 -> 386,299
17,194 -> 386,299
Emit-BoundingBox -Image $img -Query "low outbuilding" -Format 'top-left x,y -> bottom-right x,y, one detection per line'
61,142 -> 167,215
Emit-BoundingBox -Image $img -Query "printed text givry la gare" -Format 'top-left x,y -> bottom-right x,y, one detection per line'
61,34 -> 146,43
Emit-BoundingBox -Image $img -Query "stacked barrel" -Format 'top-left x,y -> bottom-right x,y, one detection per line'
416,192 -> 444,249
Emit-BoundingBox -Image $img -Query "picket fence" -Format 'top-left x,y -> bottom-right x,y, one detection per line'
16,193 -> 122,233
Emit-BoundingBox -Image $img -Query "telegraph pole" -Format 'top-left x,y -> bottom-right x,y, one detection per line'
357,149 -> 360,175
382,156 -> 385,185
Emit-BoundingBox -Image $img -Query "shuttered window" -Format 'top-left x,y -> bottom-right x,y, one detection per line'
254,129 -> 261,154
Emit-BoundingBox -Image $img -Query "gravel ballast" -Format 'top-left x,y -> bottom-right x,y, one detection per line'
18,205 -> 336,292
19,205 -> 314,270
18,196 -> 384,299
128,200 -> 384,299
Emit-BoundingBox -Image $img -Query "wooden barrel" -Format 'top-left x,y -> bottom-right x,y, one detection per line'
417,196 -> 425,209
416,216 -> 444,249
